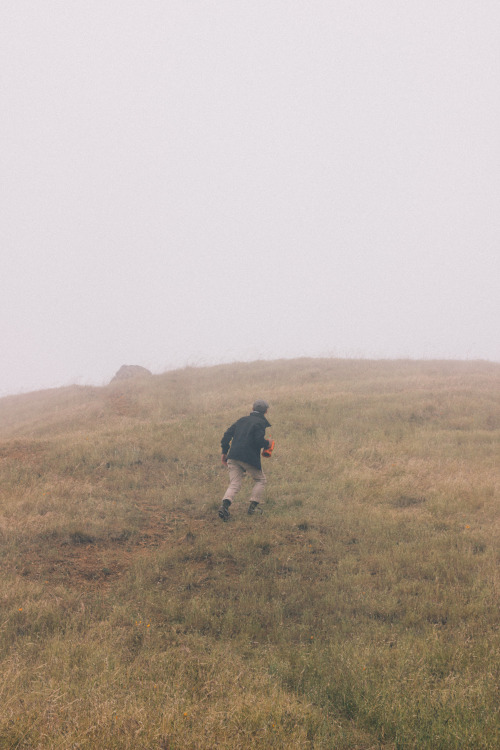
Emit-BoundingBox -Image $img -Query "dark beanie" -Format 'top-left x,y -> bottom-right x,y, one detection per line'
253,399 -> 269,413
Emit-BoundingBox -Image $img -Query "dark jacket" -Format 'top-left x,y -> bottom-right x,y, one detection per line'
221,411 -> 271,470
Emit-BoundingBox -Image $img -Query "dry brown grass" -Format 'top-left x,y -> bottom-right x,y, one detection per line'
0,358 -> 499,748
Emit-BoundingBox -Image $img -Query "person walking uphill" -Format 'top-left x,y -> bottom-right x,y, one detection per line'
219,399 -> 273,521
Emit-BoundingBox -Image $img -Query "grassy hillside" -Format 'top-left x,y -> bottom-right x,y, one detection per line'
0,358 -> 499,749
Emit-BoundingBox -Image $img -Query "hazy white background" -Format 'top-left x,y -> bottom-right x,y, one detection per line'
1,1 -> 499,396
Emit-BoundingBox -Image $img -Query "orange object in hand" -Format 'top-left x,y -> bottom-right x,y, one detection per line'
262,439 -> 275,458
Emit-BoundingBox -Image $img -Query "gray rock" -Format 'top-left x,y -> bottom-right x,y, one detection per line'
110,365 -> 152,383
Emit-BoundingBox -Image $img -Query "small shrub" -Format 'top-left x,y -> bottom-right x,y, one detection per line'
69,530 -> 95,545
393,495 -> 426,508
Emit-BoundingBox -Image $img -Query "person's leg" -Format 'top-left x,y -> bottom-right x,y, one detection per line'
223,459 -> 245,502
219,460 -> 246,521
242,462 -> 267,504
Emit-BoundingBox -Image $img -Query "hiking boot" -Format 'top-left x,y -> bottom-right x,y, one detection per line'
218,498 -> 231,521
247,501 -> 259,515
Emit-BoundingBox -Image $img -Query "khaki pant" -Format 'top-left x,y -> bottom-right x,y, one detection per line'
223,459 -> 267,504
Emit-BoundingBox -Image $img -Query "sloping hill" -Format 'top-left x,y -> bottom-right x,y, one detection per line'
1,358 -> 499,748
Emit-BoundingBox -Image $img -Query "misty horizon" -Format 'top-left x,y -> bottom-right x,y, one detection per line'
2,1 -> 499,398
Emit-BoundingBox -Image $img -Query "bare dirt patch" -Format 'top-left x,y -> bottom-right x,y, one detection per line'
12,505 -> 210,589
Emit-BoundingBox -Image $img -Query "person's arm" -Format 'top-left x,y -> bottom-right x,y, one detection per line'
221,422 -> 236,464
253,423 -> 270,451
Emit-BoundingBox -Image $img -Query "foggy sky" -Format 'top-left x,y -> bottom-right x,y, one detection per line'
1,1 -> 499,396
